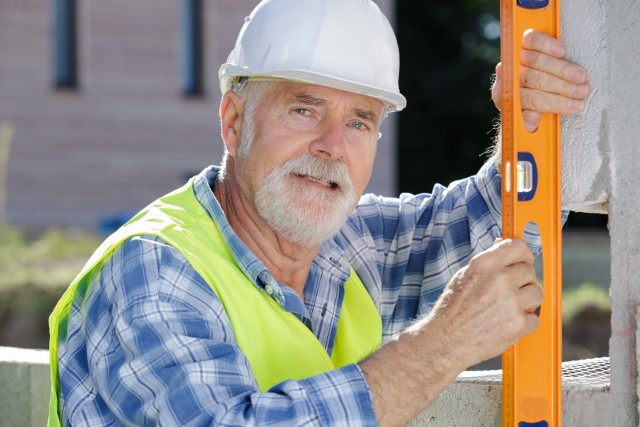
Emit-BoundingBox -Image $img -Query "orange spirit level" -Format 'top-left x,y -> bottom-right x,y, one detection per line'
500,0 -> 562,426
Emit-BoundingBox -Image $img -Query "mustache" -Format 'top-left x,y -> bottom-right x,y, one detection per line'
276,155 -> 353,192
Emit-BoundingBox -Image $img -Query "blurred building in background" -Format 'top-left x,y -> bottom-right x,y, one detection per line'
0,0 -> 399,233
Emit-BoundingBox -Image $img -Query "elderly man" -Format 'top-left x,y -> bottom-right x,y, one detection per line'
49,0 -> 590,425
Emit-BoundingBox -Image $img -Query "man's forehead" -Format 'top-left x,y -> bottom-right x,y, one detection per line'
275,81 -> 385,116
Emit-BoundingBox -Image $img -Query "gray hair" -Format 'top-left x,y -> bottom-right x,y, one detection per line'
219,80 -> 276,177
236,80 -> 276,157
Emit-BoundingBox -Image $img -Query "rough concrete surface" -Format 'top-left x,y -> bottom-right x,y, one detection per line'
0,347 -> 50,427
560,0 -> 610,214
604,0 -> 640,423
408,379 -> 501,427
560,0 -> 640,423
411,361 -> 612,427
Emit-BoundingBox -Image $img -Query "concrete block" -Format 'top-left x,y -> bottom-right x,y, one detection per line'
560,0 -> 609,214
0,347 -> 50,427
408,373 -> 501,427
606,0 -> 640,422
410,358 -> 611,426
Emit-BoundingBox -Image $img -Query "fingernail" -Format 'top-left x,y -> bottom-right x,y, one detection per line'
524,120 -> 538,132
575,83 -> 591,98
523,113 -> 539,132
552,43 -> 565,57
571,99 -> 585,112
572,68 -> 587,83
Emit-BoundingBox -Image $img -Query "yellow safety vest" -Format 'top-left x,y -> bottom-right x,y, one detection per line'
48,178 -> 382,425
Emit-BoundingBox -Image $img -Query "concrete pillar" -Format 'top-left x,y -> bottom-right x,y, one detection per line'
598,1 -> 640,425
542,0 -> 640,422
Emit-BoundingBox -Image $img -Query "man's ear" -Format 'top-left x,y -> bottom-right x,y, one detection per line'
219,91 -> 245,157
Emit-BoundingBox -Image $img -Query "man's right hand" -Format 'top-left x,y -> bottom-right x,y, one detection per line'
427,238 -> 542,368
360,238 -> 542,427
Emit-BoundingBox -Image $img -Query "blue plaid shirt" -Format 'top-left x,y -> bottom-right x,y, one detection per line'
58,159 -> 531,426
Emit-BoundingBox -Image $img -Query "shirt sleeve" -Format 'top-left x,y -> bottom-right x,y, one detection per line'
339,157 -> 546,338
60,235 -> 377,426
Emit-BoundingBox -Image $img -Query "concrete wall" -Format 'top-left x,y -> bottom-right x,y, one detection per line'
0,347 -> 614,427
0,347 -> 50,426
560,0 -> 640,424
605,0 -> 640,423
410,359 -> 612,426
559,0 -> 608,213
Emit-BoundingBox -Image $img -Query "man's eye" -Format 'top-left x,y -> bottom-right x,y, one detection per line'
294,108 -> 311,116
352,122 -> 369,131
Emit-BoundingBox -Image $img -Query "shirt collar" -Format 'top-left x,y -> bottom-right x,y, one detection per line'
191,166 -> 352,306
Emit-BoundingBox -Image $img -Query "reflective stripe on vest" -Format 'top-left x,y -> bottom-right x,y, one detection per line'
48,178 -> 382,425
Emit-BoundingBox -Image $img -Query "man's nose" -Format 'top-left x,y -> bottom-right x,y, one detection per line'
308,120 -> 347,160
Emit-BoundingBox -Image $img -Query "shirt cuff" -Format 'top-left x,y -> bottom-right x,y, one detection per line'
298,364 -> 378,426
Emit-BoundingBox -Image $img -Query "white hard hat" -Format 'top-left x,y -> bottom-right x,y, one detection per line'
219,0 -> 406,112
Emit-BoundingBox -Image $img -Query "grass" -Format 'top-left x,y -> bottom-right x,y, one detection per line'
0,222 -> 100,291
0,223 -> 101,348
562,281 -> 611,322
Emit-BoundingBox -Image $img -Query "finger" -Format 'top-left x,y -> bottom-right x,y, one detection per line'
491,63 -> 503,109
522,109 -> 541,133
492,63 -> 502,91
520,87 -> 586,115
520,65 -> 591,99
518,281 -> 544,312
486,238 -> 535,267
521,48 -> 589,84
522,29 -> 566,58
523,310 -> 541,336
504,261 -> 538,291
517,283 -> 543,336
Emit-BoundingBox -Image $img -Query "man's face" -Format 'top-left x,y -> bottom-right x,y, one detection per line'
234,82 -> 384,247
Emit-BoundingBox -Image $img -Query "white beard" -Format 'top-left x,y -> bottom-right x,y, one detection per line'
254,154 -> 357,247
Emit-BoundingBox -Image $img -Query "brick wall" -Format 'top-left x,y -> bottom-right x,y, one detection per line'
0,0 -> 398,232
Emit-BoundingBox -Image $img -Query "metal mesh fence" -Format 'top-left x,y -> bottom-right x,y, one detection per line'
457,357 -> 610,391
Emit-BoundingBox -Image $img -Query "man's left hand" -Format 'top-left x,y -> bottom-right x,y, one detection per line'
491,29 -> 591,132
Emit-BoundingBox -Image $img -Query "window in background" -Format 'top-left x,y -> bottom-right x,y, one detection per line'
181,0 -> 204,96
52,0 -> 78,89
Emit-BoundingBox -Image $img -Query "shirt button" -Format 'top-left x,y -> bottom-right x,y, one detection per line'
265,285 -> 274,295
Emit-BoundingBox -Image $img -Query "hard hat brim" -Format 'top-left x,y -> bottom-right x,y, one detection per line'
219,65 -> 406,113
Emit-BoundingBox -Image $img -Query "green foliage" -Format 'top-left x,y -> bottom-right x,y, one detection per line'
0,223 -> 99,338
562,282 -> 611,322
0,223 -> 100,347
562,282 -> 611,359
